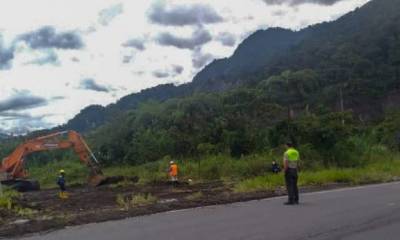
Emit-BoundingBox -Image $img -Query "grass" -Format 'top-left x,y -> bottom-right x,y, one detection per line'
0,188 -> 37,219
116,193 -> 158,210
23,144 -> 400,197
234,155 -> 400,193
27,160 -> 89,188
0,188 -> 20,210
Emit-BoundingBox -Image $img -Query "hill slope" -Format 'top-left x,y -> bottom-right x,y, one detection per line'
61,0 -> 399,133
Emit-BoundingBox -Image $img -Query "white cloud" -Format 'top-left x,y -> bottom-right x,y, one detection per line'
0,0 -> 370,134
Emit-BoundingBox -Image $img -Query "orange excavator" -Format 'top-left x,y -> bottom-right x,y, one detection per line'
0,130 -> 107,191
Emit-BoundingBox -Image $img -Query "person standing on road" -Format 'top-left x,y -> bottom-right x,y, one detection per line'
283,142 -> 300,205
169,161 -> 179,186
57,169 -> 68,199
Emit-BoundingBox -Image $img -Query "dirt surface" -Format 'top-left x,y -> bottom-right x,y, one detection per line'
0,180 -> 349,239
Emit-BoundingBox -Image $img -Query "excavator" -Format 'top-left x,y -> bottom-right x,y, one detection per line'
0,130 -> 108,191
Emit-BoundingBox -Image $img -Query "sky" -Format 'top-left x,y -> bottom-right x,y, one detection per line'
0,0 -> 370,134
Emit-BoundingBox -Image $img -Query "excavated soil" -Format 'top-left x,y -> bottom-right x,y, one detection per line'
0,180 -> 350,239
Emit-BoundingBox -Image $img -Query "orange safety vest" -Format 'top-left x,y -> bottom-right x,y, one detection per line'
169,164 -> 178,177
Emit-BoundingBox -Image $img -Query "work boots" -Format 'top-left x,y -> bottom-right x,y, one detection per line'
59,191 -> 69,199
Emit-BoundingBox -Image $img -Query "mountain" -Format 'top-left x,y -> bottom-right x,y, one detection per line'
190,28 -> 307,92
0,132 -> 10,140
59,84 -> 191,132
261,0 -> 400,117
60,29 -> 308,132
60,0 -> 399,133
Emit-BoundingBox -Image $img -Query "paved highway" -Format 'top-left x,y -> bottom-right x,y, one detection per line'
15,182 -> 400,240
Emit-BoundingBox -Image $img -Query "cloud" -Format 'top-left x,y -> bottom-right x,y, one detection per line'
153,65 -> 184,78
0,112 -> 46,121
99,3 -> 124,26
0,112 -> 50,135
122,38 -> 145,51
216,32 -> 236,47
152,70 -> 170,78
51,96 -> 65,101
192,49 -> 214,69
79,78 -> 111,92
18,26 -> 84,50
172,65 -> 184,75
156,28 -> 212,49
122,55 -> 134,64
0,37 -> 15,70
261,0 -> 343,6
272,9 -> 287,16
26,50 -> 59,66
148,2 -> 223,26
0,92 -> 48,112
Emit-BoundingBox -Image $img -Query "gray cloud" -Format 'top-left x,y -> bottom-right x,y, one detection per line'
272,9 -> 287,16
192,49 -> 214,69
153,70 -> 170,78
152,65 -> 184,78
0,112 -> 31,120
99,3 -> 124,26
216,32 -> 236,47
156,28 -> 212,50
148,2 -> 223,26
0,112 -> 47,121
0,92 -> 48,112
19,26 -> 84,50
71,56 -> 80,62
122,55 -> 134,64
172,65 -> 184,75
26,50 -> 59,66
0,112 -> 50,135
0,37 -> 15,70
262,0 -> 343,6
51,96 -> 65,101
122,38 -> 145,51
79,78 -> 111,92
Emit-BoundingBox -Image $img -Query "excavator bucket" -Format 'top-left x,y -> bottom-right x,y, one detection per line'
87,174 -> 107,187
87,166 -> 139,187
88,174 -> 139,187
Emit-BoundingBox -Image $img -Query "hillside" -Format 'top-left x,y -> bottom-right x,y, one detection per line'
58,0 -> 399,133
0,133 -> 10,140
60,84 -> 191,132
190,28 -> 307,92
260,0 -> 400,117
61,27 -> 306,132
81,0 -> 400,165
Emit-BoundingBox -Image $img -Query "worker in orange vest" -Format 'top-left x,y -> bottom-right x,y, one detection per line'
169,161 -> 179,186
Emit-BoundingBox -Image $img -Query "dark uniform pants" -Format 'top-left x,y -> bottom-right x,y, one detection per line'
285,168 -> 299,203
59,183 -> 66,191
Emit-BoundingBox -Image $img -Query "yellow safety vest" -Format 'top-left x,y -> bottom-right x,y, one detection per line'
285,148 -> 299,168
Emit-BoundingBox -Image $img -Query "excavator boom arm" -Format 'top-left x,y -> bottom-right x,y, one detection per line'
0,131 -> 103,185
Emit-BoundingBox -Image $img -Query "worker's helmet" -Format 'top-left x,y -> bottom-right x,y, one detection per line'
170,161 -> 174,164
60,169 -> 65,174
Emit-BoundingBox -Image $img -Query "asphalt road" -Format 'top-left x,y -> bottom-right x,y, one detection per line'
14,182 -> 400,240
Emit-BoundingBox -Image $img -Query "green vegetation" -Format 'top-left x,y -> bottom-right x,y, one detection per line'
116,193 -> 158,210
0,188 -> 20,210
0,188 -> 36,220
235,153 -> 400,193
27,158 -> 90,188
0,0 -> 399,199
22,139 -> 400,195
